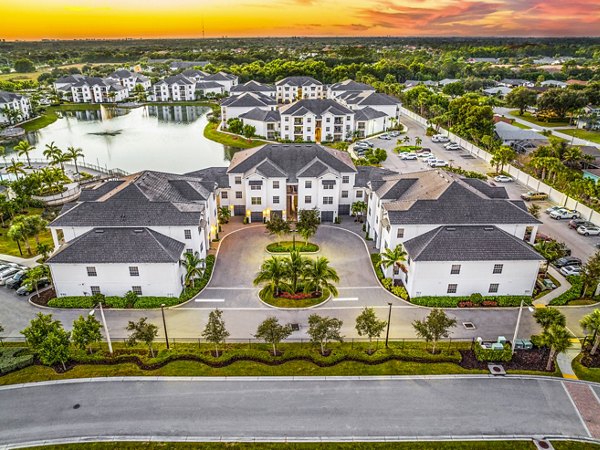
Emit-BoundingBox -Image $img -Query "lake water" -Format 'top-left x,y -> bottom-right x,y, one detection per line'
9,105 -> 240,174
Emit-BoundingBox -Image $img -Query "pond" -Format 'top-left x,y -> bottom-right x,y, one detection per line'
5,105 -> 241,174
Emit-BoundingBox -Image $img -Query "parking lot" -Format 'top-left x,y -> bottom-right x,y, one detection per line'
351,115 -> 600,263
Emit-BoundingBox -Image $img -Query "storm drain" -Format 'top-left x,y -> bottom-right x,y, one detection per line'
290,323 -> 300,331
462,322 -> 476,330
73,404 -> 80,409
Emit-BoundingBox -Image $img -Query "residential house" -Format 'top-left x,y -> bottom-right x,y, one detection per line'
403,80 -> 436,89
365,170 -> 542,298
576,106 -> 600,131
181,69 -> 210,82
169,61 -> 210,71
47,171 -> 219,298
230,80 -> 276,98
437,79 -> 460,86
279,99 -> 355,142
107,69 -> 151,91
0,91 -> 32,125
499,79 -> 534,88
354,107 -> 389,138
276,76 -> 324,103
541,80 -> 568,88
483,86 -> 513,98
494,121 -> 549,153
202,72 -> 238,93
195,82 -> 225,97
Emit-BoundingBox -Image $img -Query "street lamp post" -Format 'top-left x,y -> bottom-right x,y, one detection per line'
511,298 -> 535,355
385,302 -> 393,348
89,302 -> 113,355
291,228 -> 297,251
161,303 -> 170,350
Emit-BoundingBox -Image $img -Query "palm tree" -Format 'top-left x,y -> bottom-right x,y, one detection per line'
303,257 -> 339,297
6,159 -> 25,180
415,137 -> 422,147
541,325 -> 572,371
65,146 -> 84,177
581,310 -> 600,355
380,244 -> 408,280
43,141 -> 61,162
51,151 -> 70,176
284,250 -> 310,294
180,251 -> 205,288
253,256 -> 288,297
38,167 -> 62,194
13,140 -> 35,168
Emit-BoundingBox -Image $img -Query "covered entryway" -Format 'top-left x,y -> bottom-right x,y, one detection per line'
286,185 -> 298,221
250,212 -> 263,223
321,211 -> 334,222
233,205 -> 246,216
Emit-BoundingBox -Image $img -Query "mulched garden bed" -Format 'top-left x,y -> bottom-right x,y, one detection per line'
459,348 -> 554,372
29,288 -> 55,307
579,346 -> 600,368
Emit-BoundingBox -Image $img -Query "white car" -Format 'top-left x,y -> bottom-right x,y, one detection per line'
545,206 -> 564,214
418,152 -> 433,159
550,209 -> 580,220
443,141 -> 457,148
494,175 -> 513,182
424,155 -> 438,163
378,134 -> 391,140
429,159 -> 448,167
560,265 -> 583,276
0,267 -> 20,285
400,153 -> 418,160
432,135 -> 450,143
445,144 -> 461,151
389,131 -> 400,137
577,225 -> 600,236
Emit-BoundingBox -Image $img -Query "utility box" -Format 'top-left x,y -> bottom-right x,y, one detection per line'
514,339 -> 533,350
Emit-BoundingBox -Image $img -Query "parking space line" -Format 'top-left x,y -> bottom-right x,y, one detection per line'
194,299 -> 225,302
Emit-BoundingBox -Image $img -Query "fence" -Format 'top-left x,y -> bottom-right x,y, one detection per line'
1,158 -> 128,177
400,106 -> 600,224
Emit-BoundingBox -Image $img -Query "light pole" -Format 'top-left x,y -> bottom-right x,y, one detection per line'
291,228 -> 297,251
89,302 -> 113,355
161,303 -> 170,350
385,302 -> 393,348
511,298 -> 535,355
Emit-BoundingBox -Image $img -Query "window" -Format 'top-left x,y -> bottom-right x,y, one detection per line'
342,176 -> 350,184
251,184 -> 261,190
86,267 -> 97,277
186,249 -> 193,254
221,191 -> 228,199
234,176 -> 241,185
323,196 -> 334,205
132,286 -> 143,295
489,283 -> 499,293
397,228 -> 405,238
251,197 -> 261,205
450,264 -> 461,275
493,264 -> 503,274
129,266 -> 140,277
356,190 -> 363,198
326,117 -> 330,123
235,191 -> 242,199
273,181 -> 280,189
200,242 -> 204,253
90,286 -> 101,295
305,181 -> 312,189
323,184 -> 334,190
305,196 -> 312,204
307,127 -> 311,132
447,284 -> 457,294
184,229 -> 192,239
342,190 -> 348,198
273,196 -> 280,204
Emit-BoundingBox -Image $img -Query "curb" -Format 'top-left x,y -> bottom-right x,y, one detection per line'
256,290 -> 332,311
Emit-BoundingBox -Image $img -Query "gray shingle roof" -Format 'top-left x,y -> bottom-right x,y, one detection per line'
276,76 -> 322,87
204,72 -> 237,81
185,167 -> 230,188
221,92 -> 276,108
494,121 -> 548,142
461,178 -> 509,199
354,107 -> 388,121
78,180 -> 127,201
280,99 -> 353,117
355,166 -> 397,188
156,74 -> 195,86
297,161 -> 329,178
228,144 -> 356,183
329,79 -> 375,92
0,90 -> 26,103
195,81 -> 224,90
239,108 -> 280,122
256,160 -> 287,178
231,80 -> 275,93
403,225 -> 543,262
381,179 -> 418,200
47,227 -> 185,264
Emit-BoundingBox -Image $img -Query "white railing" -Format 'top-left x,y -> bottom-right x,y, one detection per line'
32,185 -> 81,206
0,158 -> 128,177
400,106 -> 600,224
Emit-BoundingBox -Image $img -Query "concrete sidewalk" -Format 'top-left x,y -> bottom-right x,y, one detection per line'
0,253 -> 40,268
534,266 -> 572,306
557,338 -> 583,379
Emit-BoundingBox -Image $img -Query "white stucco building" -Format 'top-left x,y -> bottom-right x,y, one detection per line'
150,74 -> 196,102
230,80 -> 276,98
276,76 -> 324,103
107,69 -> 151,91
327,79 -> 375,99
279,99 -> 354,142
0,91 -> 32,125
220,92 -> 277,126
58,76 -> 129,103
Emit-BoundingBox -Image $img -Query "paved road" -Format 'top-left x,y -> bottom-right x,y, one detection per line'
0,377 -> 596,446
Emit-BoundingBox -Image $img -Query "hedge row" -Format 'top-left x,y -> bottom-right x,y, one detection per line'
473,343 -> 512,362
47,255 -> 216,309
549,275 -> 583,306
409,296 -> 530,308
0,348 -> 34,374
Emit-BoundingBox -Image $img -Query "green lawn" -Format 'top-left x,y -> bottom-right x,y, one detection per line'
560,128 -> 600,145
21,104 -> 101,132
508,110 -> 571,127
0,70 -> 45,82
572,354 -> 600,382
204,121 -> 266,149
266,241 -> 319,253
510,121 -> 531,130
0,208 -> 54,257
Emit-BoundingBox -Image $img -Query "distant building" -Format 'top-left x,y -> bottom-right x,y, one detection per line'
483,86 -> 513,98
107,69 -> 151,91
276,76 -> 324,103
540,80 -> 568,88
55,76 -> 129,103
499,79 -> 534,88
279,99 -> 354,142
169,61 -> 210,71
220,92 -> 277,126
149,74 -> 196,102
0,91 -> 32,125
494,121 -> 549,153
230,80 -> 276,98
327,79 -> 375,99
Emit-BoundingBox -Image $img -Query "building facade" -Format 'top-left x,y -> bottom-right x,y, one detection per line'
276,76 -> 324,103
0,91 -> 32,125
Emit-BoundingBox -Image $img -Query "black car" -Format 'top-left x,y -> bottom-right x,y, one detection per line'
6,270 -> 28,289
16,278 -> 50,296
554,256 -> 582,268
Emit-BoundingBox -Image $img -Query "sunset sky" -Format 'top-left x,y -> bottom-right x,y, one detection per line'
2,0 -> 600,40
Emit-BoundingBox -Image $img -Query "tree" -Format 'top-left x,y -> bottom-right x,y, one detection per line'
254,317 -> 293,355
533,308 -> 566,330
253,256 -> 289,297
7,221 -> 30,256
218,206 -> 231,224
38,328 -> 71,371
415,137 -> 423,147
65,146 -> 84,177
355,307 -> 387,353
202,309 -> 230,357
442,81 -> 465,98
126,317 -> 159,357
14,58 -> 35,73
581,310 -> 600,355
537,88 -> 587,119
307,314 -> 343,356
581,251 -> 600,298
24,215 -> 47,245
505,87 -> 537,115
284,250 -> 310,294
490,145 -> 516,174
296,208 -> 320,245
534,240 -> 568,262
14,140 -> 35,167
265,214 -> 291,242
6,159 -> 25,180
351,201 -> 367,222
242,124 -> 256,139
23,265 -> 49,298
227,118 -> 244,134
303,256 -> 340,297
412,308 -> 457,354
528,204 -> 541,219
180,251 -> 204,288
380,245 -> 407,280
21,313 -> 62,352
71,315 -> 102,354
36,242 -> 52,261
540,325 -> 572,371
43,141 -> 61,162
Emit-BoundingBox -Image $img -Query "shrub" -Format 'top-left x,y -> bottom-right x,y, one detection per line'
442,166 -> 487,180
47,296 -> 95,309
470,293 -> 484,305
103,296 -> 131,309
473,343 -> 512,362
550,276 -> 583,306
411,295 -> 529,308
371,253 -> 384,280
0,348 -> 34,374
133,297 -> 184,309
391,285 -> 408,299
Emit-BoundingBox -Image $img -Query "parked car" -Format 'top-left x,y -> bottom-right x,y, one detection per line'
355,141 -> 373,148
494,175 -> 513,183
521,191 -> 548,201
432,135 -> 450,143
554,256 -> 582,268
388,131 -> 400,137
6,270 -> 28,289
569,219 -> 594,230
578,225 -> 600,236
429,160 -> 448,167
400,153 -> 418,160
550,208 -> 581,220
378,134 -> 391,140
16,278 -> 50,296
443,141 -> 457,148
546,206 -> 564,214
0,267 -> 20,285
424,155 -> 438,163
445,144 -> 462,151
417,152 -> 433,159
560,265 -> 583,276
